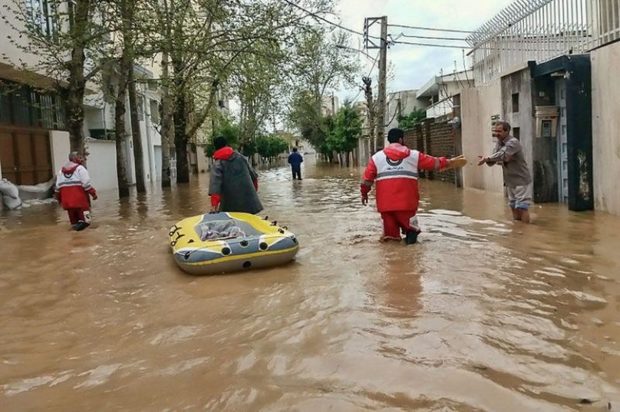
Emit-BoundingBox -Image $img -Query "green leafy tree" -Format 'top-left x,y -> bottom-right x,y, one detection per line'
326,101 -> 362,165
256,135 -> 288,161
141,0 -> 338,184
205,118 -> 241,157
2,0 -> 114,152
287,27 -> 359,159
398,109 -> 426,130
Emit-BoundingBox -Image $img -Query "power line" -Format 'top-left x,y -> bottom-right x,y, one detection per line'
395,40 -> 558,53
388,23 -> 475,34
281,0 -> 380,39
392,40 -> 471,49
396,33 -> 468,42
366,52 -> 379,77
336,45 -> 378,62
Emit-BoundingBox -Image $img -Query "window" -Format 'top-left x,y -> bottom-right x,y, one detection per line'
12,86 -> 32,125
149,99 -> 160,124
0,81 -> 65,128
67,0 -> 76,30
28,0 -> 56,38
39,94 -> 55,129
54,96 -> 66,129
511,93 -> 519,113
0,89 -> 11,124
513,127 -> 520,140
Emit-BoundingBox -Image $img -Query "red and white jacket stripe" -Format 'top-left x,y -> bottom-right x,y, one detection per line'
55,162 -> 96,210
362,143 -> 448,213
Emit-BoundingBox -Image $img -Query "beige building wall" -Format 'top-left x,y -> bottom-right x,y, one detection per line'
84,138 -> 118,191
591,41 -> 620,215
50,131 -> 71,174
460,80 -> 504,193
0,0 -> 70,86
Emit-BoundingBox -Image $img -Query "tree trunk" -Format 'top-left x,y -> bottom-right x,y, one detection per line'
114,84 -> 130,198
114,33 -> 132,197
128,66 -> 146,193
160,51 -> 173,187
173,79 -> 189,184
65,0 -> 92,153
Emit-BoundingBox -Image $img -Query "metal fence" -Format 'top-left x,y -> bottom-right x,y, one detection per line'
467,0 -> 620,84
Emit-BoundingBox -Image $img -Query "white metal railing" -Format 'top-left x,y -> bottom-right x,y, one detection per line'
468,0 -> 620,84
425,97 -> 454,119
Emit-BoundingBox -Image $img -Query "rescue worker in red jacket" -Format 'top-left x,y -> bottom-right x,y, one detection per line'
361,128 -> 461,244
55,152 -> 97,231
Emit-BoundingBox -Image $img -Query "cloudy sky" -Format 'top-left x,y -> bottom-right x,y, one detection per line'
333,0 -> 514,102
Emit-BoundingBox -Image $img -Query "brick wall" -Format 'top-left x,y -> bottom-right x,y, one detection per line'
403,119 -> 461,185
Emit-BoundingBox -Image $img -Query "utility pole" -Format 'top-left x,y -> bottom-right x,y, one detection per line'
376,16 -> 387,151
362,76 -> 376,154
364,16 -> 388,151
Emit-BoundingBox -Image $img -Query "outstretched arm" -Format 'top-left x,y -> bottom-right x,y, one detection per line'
479,140 -> 520,165
417,152 -> 449,171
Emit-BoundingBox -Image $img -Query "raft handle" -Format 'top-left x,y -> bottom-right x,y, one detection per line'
168,224 -> 180,236
170,232 -> 185,247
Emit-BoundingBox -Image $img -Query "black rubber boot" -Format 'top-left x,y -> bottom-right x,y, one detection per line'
72,221 -> 89,231
405,229 -> 420,245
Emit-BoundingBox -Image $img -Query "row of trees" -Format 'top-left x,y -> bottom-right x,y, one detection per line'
3,0 -> 359,196
205,118 -> 289,163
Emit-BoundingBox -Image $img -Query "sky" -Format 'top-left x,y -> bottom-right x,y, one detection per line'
333,0 -> 515,103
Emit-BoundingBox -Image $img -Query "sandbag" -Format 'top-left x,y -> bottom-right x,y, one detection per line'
0,178 -> 23,210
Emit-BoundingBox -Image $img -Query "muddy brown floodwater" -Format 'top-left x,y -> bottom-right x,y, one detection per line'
1,157 -> 620,411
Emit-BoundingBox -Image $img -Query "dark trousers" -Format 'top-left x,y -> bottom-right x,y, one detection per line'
291,166 -> 302,180
380,211 -> 416,238
67,209 -> 85,224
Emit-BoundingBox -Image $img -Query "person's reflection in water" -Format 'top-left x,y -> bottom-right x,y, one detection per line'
371,248 -> 424,319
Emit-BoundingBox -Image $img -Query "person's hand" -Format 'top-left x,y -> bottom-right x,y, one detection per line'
445,155 -> 467,169
91,193 -> 98,200
477,156 -> 487,166
360,183 -> 370,206
209,194 -> 221,213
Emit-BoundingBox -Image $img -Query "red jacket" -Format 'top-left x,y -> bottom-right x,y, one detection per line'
362,143 -> 448,213
55,162 -> 97,210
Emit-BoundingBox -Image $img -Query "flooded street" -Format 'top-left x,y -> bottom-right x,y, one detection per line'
1,157 -> 620,411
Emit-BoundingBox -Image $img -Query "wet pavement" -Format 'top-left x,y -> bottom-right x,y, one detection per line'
1,157 -> 620,411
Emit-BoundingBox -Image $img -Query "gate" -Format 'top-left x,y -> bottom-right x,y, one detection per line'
0,127 -> 52,185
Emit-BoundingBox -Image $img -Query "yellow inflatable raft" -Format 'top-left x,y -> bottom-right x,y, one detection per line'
169,212 -> 299,275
